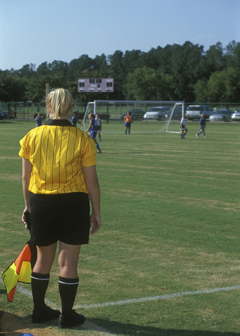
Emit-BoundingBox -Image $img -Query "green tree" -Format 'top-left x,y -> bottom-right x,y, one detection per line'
67,55 -> 93,81
194,79 -> 208,102
108,50 -> 125,99
170,42 -> 205,101
18,64 -> 37,78
0,74 -> 26,102
197,67 -> 240,103
37,62 -> 50,76
205,42 -> 225,75
125,66 -> 173,100
48,60 -> 68,80
92,54 -> 108,71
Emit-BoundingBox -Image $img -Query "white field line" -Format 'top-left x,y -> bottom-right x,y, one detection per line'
3,281 -> 240,309
2,281 -> 240,334
75,285 -> 240,309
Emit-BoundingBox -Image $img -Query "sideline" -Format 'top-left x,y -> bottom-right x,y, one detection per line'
75,285 -> 240,309
13,282 -> 240,308
2,282 -> 240,334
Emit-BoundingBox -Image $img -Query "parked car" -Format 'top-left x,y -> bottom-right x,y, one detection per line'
186,105 -> 214,120
165,105 -> 184,120
231,109 -> 240,121
209,109 -> 234,122
121,109 -> 145,120
143,106 -> 170,120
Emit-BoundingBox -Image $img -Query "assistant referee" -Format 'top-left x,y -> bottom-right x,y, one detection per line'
19,88 -> 101,329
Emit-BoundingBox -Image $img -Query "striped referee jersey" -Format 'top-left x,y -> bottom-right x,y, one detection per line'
19,119 -> 97,194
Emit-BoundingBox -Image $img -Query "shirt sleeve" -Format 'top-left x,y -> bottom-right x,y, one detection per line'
19,133 -> 30,159
82,135 -> 97,167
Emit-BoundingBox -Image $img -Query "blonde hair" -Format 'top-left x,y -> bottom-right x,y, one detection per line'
46,88 -> 74,119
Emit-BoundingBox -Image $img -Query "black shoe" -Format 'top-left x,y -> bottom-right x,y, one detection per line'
32,305 -> 60,323
58,310 -> 85,329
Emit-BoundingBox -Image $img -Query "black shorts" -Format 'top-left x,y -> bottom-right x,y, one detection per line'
96,126 -> 101,131
30,192 -> 90,246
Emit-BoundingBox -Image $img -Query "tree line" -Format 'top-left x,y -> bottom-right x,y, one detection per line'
0,40 -> 240,104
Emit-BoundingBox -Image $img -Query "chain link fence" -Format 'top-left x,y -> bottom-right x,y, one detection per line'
1,101 -> 240,122
0,102 -> 87,121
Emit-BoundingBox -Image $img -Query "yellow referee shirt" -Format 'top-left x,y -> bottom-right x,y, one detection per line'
19,119 -> 97,194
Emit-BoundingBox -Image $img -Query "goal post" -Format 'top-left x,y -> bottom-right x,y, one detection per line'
81,100 -> 185,134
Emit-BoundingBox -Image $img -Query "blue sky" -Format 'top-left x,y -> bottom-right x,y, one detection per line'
0,0 -> 239,71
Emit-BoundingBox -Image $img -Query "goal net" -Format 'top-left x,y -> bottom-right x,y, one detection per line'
81,100 -> 185,134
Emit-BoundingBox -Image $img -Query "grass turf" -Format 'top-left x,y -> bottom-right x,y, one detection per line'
0,119 -> 240,335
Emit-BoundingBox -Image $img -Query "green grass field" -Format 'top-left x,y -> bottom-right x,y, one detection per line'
0,119 -> 240,336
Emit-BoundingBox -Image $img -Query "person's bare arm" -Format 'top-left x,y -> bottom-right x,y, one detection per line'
86,120 -> 92,133
82,165 -> 101,234
22,158 -> 32,228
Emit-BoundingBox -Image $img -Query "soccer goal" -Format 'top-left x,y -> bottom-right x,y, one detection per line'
82,100 -> 185,134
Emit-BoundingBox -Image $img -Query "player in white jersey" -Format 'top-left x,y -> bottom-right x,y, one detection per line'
180,114 -> 188,139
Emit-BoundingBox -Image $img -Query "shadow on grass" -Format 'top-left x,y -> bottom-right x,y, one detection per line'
1,312 -> 240,336
0,311 -> 61,335
88,318 -> 240,336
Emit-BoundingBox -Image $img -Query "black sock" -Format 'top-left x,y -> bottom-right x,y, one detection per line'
59,276 -> 79,315
31,272 -> 50,311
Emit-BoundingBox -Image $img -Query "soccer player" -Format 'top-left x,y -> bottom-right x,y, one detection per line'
19,88 -> 101,329
124,111 -> 134,134
35,113 -> 43,127
180,114 -> 188,139
86,114 -> 102,153
71,112 -> 82,127
95,113 -> 102,141
196,114 -> 207,138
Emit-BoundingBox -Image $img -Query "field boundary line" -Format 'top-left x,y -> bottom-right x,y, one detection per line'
2,280 -> 240,333
2,280 -> 240,309
75,285 -> 240,309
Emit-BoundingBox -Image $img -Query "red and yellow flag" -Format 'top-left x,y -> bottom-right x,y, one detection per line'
1,241 -> 36,302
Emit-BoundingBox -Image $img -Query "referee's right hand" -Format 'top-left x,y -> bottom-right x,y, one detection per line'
90,213 -> 101,235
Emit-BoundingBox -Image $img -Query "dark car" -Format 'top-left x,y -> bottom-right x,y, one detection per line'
121,109 -> 145,120
165,105 -> 184,120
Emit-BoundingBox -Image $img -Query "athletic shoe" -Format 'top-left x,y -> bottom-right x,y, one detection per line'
204,136 -> 206,138
32,305 -> 60,323
58,310 -> 85,329
196,134 -> 199,137
97,149 -> 102,153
